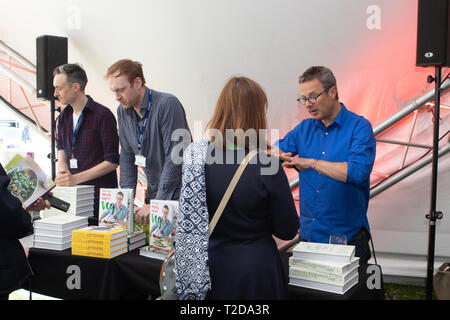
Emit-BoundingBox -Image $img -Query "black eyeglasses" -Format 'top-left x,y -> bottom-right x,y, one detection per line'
297,85 -> 333,105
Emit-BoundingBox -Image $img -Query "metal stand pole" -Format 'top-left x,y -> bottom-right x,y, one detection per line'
425,66 -> 444,300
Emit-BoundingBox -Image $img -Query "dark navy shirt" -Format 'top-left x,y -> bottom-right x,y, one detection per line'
56,95 -> 120,199
275,104 -> 376,243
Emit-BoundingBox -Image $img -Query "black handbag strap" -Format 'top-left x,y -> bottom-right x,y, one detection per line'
208,149 -> 258,236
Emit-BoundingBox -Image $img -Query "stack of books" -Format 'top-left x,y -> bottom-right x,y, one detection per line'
71,226 -> 128,259
289,242 -> 360,295
127,230 -> 146,251
33,215 -> 89,251
42,185 -> 95,219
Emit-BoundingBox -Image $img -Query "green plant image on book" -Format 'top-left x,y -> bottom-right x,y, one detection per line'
7,168 -> 37,202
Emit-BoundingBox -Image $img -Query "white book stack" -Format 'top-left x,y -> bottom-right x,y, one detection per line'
41,185 -> 95,219
127,230 -> 147,251
289,242 -> 360,295
33,215 -> 89,250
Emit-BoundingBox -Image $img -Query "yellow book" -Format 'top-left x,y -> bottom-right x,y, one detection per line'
72,239 -> 128,254
72,245 -> 128,259
72,226 -> 128,240
72,235 -> 128,247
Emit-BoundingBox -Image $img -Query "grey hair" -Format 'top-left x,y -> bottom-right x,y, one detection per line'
299,66 -> 339,100
53,63 -> 88,91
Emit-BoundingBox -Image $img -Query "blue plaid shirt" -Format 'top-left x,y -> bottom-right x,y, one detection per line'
117,88 -> 191,202
275,104 -> 376,243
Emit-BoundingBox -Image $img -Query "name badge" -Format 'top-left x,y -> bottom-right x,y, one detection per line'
135,155 -> 146,167
70,158 -> 78,169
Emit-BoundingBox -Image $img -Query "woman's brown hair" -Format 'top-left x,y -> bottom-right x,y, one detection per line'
206,76 -> 269,150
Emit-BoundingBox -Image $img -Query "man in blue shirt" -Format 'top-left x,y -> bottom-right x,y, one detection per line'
274,66 -> 376,265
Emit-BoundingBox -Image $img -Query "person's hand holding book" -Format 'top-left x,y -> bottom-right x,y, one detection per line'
23,193 -> 52,211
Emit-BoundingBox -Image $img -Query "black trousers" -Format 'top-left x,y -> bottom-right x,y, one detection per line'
298,228 -> 372,265
348,228 -> 372,266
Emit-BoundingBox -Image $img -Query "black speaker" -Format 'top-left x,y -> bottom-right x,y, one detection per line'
36,35 -> 68,100
416,0 -> 450,67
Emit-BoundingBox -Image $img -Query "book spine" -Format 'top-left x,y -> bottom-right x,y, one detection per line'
289,267 -> 347,285
295,243 -> 354,256
128,235 -> 146,245
72,250 -> 114,259
72,245 -> 115,255
134,222 -> 150,243
52,195 -> 93,199
293,252 -> 349,263
52,192 -> 94,197
127,237 -> 142,245
71,232 -> 112,240
72,237 -> 125,247
129,240 -> 146,251
290,259 -> 343,275
72,243 -> 127,255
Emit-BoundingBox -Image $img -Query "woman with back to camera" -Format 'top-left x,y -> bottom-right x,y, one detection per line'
175,76 -> 299,300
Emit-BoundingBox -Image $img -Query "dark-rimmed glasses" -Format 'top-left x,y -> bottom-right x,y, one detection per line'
297,85 -> 333,105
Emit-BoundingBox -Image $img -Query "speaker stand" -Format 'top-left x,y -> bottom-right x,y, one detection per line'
425,66 -> 445,300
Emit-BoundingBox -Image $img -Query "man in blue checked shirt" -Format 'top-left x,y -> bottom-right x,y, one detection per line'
273,66 -> 376,265
106,60 -> 191,227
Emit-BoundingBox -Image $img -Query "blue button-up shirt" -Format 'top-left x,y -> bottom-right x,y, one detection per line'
275,104 -> 376,244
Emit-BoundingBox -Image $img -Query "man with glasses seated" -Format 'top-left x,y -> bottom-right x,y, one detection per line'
272,66 -> 376,266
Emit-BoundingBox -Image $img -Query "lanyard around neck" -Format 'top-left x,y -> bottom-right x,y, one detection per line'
135,90 -> 153,155
72,111 -> 84,157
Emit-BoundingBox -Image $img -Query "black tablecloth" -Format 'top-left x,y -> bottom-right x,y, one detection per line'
27,247 -> 163,300
27,246 -> 385,300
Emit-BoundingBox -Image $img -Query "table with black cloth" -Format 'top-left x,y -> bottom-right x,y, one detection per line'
26,247 -> 163,300
27,245 -> 385,300
279,249 -> 386,300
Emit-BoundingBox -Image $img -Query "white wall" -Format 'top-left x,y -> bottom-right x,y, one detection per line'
1,0 -> 442,133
